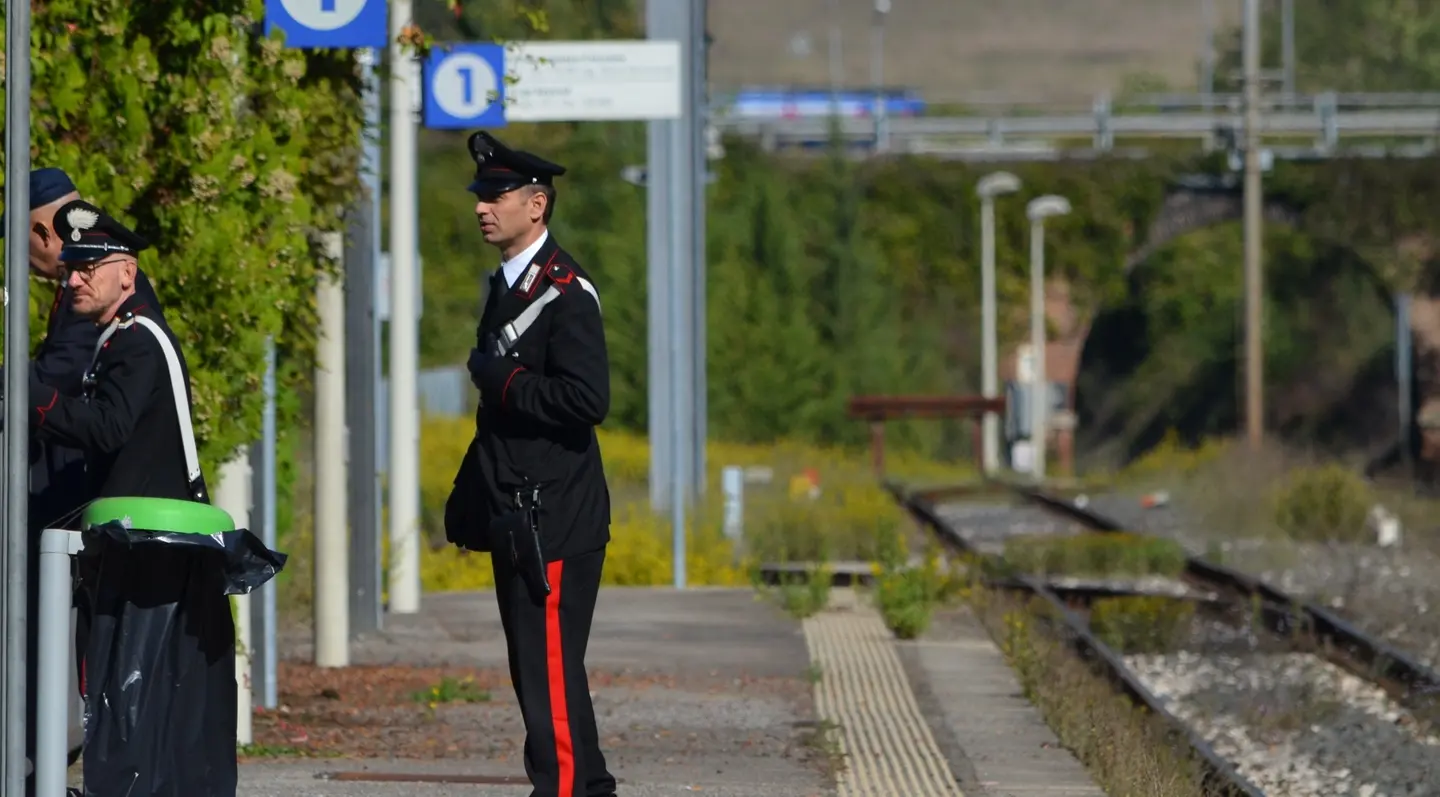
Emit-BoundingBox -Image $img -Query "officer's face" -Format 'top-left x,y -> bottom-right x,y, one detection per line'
67,256 -> 136,321
474,187 -> 546,250
28,201 -> 72,280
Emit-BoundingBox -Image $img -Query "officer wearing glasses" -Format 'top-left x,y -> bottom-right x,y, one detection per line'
26,199 -> 204,504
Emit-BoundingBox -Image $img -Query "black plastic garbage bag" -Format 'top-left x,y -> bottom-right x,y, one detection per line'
76,520 -> 287,797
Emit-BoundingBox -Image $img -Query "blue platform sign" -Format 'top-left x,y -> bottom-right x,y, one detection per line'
265,0 -> 389,49
423,44 -> 508,130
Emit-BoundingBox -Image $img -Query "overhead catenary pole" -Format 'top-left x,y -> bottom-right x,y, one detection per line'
691,0 -> 708,500
314,247 -> 350,667
827,0 -> 842,116
647,0 -> 695,517
2,0 -> 32,788
976,172 -> 1020,474
871,0 -> 889,151
1200,0 -> 1216,107
1281,0 -> 1296,101
388,0 -> 423,614
1243,0 -> 1265,451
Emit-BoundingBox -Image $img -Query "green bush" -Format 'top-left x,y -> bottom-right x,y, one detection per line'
873,558 -> 950,639
1271,464 -> 1372,543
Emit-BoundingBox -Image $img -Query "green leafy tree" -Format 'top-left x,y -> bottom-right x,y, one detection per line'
1212,0 -> 1440,92
2,0 -> 364,477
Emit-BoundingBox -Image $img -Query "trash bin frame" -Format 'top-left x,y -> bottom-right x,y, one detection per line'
35,527 -> 84,797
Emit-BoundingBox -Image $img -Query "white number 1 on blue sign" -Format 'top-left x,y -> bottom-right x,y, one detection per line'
433,52 -> 502,120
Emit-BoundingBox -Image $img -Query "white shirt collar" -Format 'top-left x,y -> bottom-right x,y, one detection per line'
497,230 -> 550,289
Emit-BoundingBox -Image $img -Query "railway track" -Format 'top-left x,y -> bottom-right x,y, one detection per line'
889,481 -> 1440,797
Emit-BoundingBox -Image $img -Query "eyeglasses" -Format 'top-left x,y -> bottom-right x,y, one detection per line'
65,257 -> 127,281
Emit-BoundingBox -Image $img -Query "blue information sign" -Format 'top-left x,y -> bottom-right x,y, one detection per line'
265,0 -> 388,50
422,44 -> 508,130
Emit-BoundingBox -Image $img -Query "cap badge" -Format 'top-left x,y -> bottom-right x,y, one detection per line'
65,207 -> 99,241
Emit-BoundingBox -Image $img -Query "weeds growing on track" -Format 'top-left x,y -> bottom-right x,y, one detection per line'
968,587 -> 1221,797
995,532 -> 1189,579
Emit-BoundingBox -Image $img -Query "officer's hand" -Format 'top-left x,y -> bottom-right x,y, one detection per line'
467,347 -> 491,389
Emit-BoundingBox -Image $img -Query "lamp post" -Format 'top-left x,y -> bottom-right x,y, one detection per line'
976,172 -> 1021,475
1025,195 -> 1072,483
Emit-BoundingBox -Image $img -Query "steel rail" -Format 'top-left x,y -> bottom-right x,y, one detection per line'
1010,486 -> 1440,708
891,484 -> 1264,797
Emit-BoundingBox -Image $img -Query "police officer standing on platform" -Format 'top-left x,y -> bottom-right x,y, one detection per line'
0,169 -> 165,795
445,131 -> 616,797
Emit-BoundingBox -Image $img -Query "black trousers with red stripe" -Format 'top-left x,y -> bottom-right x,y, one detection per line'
492,545 -> 615,797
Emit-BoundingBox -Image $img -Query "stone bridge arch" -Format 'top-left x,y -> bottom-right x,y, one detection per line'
1121,177 -> 1304,274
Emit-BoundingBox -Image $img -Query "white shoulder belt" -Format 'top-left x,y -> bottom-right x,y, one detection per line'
90,314 -> 204,497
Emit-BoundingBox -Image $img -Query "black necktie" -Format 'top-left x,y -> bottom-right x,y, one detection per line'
481,269 -> 505,322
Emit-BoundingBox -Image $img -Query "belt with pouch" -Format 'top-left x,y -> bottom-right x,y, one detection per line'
490,481 -> 551,605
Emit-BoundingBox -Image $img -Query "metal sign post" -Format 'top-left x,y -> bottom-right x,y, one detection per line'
2,0 -> 33,789
420,36 -> 687,585
260,0 -> 389,694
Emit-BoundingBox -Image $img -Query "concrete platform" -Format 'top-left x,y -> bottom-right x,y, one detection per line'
901,606 -> 1107,797
238,586 -> 1106,796
244,588 -> 834,796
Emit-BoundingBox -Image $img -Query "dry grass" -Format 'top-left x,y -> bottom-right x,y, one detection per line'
704,0 -> 1239,103
965,586 -> 1219,797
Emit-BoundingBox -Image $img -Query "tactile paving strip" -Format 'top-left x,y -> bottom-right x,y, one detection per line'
804,590 -> 964,797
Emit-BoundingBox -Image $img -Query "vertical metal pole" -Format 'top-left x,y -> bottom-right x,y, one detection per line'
215,452 -> 254,745
2,0 -> 32,787
979,195 -> 999,474
871,0 -> 888,152
1200,0 -> 1215,107
1281,0 -> 1295,101
259,339 -> 277,708
34,529 -> 72,797
646,1 -> 674,514
691,0 -> 708,501
1398,293 -> 1414,484
314,254 -> 350,668
366,50 -> 385,635
346,49 -> 382,638
388,0 -> 423,614
347,47 -> 383,638
1243,0 -> 1265,451
672,0 -> 695,582
827,0 -> 842,116
1029,220 -> 1047,482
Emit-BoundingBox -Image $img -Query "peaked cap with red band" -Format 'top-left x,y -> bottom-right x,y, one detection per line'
51,199 -> 150,264
466,130 -> 566,197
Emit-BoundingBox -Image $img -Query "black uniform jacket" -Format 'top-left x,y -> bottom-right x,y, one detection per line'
448,235 -> 612,562
28,290 -> 208,505
2,273 -> 165,529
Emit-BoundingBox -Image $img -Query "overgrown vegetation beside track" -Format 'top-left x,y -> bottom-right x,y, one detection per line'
971,589 -> 1217,797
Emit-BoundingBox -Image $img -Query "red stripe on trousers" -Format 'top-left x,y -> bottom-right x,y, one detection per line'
545,560 -> 574,797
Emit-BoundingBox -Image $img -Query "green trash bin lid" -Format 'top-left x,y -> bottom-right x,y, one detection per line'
83,497 -> 235,536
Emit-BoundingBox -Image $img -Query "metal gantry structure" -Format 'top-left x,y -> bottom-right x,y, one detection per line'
709,93 -> 1440,162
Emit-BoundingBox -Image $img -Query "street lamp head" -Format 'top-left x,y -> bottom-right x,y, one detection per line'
976,171 -> 1021,198
1026,195 -> 1072,221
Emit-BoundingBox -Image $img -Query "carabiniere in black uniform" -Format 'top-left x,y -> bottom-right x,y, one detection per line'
445,131 -> 616,797
28,201 -> 208,505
